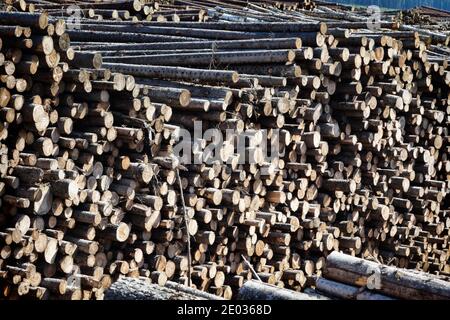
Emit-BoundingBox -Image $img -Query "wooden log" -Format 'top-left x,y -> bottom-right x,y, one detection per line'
324,252 -> 450,300
238,280 -> 329,300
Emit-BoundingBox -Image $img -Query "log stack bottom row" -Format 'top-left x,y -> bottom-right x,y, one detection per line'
0,0 -> 449,300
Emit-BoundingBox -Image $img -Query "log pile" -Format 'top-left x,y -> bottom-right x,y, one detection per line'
0,0 -> 449,300
309,252 -> 450,300
105,277 -> 223,300
238,253 -> 450,300
6,0 -> 317,23
238,279 -> 329,300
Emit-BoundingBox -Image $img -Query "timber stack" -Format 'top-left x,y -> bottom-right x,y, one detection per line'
105,277 -> 223,300
308,252 -> 450,300
0,0 -> 449,300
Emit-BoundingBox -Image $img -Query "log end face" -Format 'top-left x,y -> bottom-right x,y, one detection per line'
231,72 -> 240,84
93,53 -> 103,70
39,12 -> 49,30
116,223 -> 130,242
179,89 -> 191,107
319,22 -> 328,35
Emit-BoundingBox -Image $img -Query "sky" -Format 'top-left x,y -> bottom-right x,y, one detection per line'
329,0 -> 450,10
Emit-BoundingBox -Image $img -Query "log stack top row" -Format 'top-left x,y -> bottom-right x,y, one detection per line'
0,0 -> 449,300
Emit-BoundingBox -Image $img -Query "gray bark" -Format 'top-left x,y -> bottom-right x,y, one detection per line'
238,280 -> 329,300
104,277 -> 220,300
325,252 -> 450,300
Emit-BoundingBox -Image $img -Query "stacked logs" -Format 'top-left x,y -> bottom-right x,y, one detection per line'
8,0 -> 317,23
240,252 -> 450,300
0,8 -> 183,300
311,252 -> 450,300
13,0 -> 180,23
0,0 -> 449,300
105,277 -> 223,300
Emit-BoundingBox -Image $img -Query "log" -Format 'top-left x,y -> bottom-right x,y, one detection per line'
104,276 -> 221,300
238,280 -> 329,300
324,252 -> 450,300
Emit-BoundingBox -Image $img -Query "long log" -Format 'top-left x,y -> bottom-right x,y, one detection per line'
324,252 -> 450,300
238,280 -> 329,300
